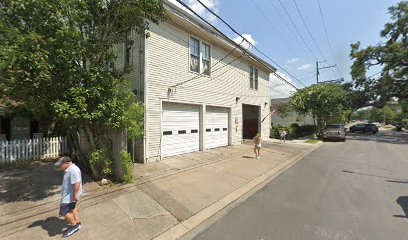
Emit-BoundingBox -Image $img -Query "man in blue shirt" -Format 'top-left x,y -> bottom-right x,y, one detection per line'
55,156 -> 83,238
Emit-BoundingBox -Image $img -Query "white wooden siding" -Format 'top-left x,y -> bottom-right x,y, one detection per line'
115,30 -> 144,98
145,21 -> 271,162
115,30 -> 145,162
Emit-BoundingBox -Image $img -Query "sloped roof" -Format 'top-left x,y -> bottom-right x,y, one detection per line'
163,0 -> 277,73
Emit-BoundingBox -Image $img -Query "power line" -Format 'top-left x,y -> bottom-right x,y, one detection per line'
186,0 -> 303,89
171,45 -> 293,98
368,71 -> 381,79
154,23 -> 248,89
249,0 -> 297,53
295,70 -> 315,78
276,0 -> 317,59
157,22 -> 285,98
270,87 -> 293,97
292,0 -> 327,62
317,0 -> 342,77
265,0 -> 307,55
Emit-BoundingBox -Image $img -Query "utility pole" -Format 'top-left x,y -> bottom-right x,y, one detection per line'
316,60 -> 337,83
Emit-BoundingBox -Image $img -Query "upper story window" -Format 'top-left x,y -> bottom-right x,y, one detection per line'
125,29 -> 132,66
190,37 -> 200,73
202,43 -> 211,75
189,36 -> 212,75
249,66 -> 258,90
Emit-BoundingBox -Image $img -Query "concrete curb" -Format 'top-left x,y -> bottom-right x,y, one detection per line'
153,144 -> 320,240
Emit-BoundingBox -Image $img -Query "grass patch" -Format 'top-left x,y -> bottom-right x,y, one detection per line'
383,126 -> 395,129
304,139 -> 320,144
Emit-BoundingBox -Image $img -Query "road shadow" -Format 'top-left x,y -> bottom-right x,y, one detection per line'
242,156 -> 254,159
347,131 -> 408,145
387,180 -> 408,184
394,196 -> 408,219
27,216 -> 67,237
342,170 -> 408,182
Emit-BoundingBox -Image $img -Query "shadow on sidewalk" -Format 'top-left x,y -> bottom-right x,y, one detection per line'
0,161 -> 62,203
0,160 -> 92,203
394,196 -> 408,219
27,216 -> 67,237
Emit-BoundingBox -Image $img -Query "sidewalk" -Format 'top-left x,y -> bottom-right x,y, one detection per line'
0,140 -> 319,240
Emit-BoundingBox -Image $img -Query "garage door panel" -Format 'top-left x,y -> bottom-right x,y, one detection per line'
205,107 -> 228,149
162,103 -> 200,157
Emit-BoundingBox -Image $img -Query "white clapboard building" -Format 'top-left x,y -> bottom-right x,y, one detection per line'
118,0 -> 276,163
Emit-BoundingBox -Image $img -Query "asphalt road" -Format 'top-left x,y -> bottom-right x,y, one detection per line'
194,130 -> 408,240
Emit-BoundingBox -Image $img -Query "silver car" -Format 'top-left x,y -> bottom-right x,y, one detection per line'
322,124 -> 346,142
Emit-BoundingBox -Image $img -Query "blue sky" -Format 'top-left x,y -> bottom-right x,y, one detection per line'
170,0 -> 400,98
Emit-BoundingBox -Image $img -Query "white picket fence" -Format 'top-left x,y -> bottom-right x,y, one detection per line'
0,137 -> 68,165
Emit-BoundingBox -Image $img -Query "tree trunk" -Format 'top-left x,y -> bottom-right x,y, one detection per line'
68,127 -> 90,172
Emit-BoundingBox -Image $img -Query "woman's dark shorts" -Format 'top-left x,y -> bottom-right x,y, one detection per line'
59,202 -> 77,216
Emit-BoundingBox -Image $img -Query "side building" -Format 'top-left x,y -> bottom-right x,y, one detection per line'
270,97 -> 314,126
118,0 -> 276,163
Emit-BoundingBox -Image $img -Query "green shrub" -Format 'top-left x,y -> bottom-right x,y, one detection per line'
293,124 -> 315,137
89,149 -> 113,180
120,150 -> 133,183
271,124 -> 315,139
402,118 -> 408,128
271,125 -> 293,139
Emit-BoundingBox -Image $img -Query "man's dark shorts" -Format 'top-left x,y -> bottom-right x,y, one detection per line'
59,202 -> 77,216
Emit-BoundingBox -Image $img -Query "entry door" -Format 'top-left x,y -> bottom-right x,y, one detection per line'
205,107 -> 229,149
162,103 -> 200,157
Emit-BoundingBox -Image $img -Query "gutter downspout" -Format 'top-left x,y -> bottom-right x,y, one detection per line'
143,20 -> 149,163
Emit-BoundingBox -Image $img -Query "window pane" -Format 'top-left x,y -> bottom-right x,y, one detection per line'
203,60 -> 210,75
255,68 -> 258,90
125,29 -> 132,66
249,66 -> 254,89
190,37 -> 199,56
203,44 -> 210,61
190,55 -> 199,72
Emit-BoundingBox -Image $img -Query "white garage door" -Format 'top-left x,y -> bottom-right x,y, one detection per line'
162,103 -> 200,157
205,107 -> 229,149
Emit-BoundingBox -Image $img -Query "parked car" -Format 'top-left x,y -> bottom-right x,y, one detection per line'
370,122 -> 382,127
349,123 -> 378,133
322,124 -> 346,142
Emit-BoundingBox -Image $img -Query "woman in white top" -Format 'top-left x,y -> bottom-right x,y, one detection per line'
253,133 -> 262,159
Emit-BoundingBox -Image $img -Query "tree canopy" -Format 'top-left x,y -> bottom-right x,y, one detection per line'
275,102 -> 291,121
290,83 -> 347,137
0,0 -> 166,178
350,1 -> 408,105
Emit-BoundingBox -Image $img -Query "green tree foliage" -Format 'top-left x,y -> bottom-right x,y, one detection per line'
0,0 -> 166,177
290,83 -> 347,138
350,1 -> 408,105
119,150 -> 133,183
352,104 -> 406,125
275,102 -> 291,121
341,82 -> 372,121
